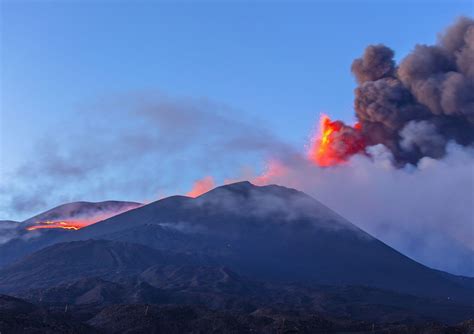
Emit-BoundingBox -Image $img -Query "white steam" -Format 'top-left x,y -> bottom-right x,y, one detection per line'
249,143 -> 474,276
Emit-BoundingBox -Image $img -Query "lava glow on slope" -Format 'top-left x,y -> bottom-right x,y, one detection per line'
186,176 -> 215,197
26,220 -> 85,231
308,114 -> 366,167
25,204 -> 143,232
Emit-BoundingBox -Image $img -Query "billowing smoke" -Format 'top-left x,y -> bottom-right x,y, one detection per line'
321,17 -> 474,165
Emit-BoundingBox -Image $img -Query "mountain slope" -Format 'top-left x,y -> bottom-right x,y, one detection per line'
60,181 -> 473,302
9,262 -> 474,324
0,182 -> 472,303
0,221 -> 19,245
0,240 -> 197,292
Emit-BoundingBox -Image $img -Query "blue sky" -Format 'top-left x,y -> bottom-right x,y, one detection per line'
1,0 -> 472,218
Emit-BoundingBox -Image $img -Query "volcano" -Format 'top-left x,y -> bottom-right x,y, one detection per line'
68,182 -> 474,301
0,182 -> 473,328
1,182 -> 469,302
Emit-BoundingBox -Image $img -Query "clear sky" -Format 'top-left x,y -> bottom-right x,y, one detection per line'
1,0 -> 472,218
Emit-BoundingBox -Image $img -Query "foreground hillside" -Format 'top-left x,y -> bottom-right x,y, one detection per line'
1,293 -> 473,334
0,239 -> 472,327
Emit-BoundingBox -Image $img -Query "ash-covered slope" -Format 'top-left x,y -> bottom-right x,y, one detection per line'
63,181 -> 473,302
0,294 -> 97,333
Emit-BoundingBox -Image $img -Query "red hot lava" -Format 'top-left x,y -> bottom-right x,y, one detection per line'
308,114 -> 366,167
25,205 -> 142,232
26,220 -> 86,231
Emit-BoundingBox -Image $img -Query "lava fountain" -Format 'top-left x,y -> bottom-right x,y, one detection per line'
308,114 -> 366,167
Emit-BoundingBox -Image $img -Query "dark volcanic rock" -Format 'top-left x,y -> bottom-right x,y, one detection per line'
87,304 -> 344,334
13,264 -> 474,325
0,294 -> 36,314
87,304 -> 474,334
0,294 -> 96,333
0,240 -> 196,292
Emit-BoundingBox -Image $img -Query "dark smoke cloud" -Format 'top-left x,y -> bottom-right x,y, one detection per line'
349,16 -> 474,164
351,44 -> 396,84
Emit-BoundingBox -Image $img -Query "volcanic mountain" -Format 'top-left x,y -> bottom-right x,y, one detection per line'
0,182 -> 473,328
2,241 -> 473,325
1,181 -> 469,303
58,182 -> 471,301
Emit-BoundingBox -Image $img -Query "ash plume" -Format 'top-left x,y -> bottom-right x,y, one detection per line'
342,16 -> 474,165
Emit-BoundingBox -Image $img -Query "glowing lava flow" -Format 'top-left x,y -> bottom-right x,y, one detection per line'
308,114 -> 366,167
26,221 -> 83,231
24,204 -> 143,232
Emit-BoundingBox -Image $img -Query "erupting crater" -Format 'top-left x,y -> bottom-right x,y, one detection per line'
308,114 -> 366,167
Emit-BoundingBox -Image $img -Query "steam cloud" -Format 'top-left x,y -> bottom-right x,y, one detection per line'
246,143 -> 474,276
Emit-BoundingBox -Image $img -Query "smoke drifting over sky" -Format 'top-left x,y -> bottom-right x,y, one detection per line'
1,17 -> 473,275
0,93 -> 285,219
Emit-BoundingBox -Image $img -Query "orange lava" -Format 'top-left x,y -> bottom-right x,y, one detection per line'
25,204 -> 142,232
186,176 -> 215,197
308,114 -> 365,167
26,220 -> 84,231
